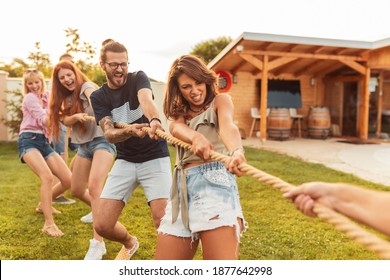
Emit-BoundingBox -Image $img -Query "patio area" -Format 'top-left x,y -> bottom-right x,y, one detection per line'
243,136 -> 390,187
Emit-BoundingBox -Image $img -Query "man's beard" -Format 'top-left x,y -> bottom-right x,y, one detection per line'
107,71 -> 127,89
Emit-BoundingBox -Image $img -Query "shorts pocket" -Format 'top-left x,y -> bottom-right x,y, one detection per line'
202,168 -> 231,188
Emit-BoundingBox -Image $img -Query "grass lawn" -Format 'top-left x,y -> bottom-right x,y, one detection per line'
0,141 -> 389,260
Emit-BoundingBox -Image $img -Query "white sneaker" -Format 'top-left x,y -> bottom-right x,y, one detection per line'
80,212 -> 93,223
84,239 -> 107,260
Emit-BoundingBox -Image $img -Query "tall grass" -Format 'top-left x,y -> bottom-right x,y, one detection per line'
0,141 -> 388,260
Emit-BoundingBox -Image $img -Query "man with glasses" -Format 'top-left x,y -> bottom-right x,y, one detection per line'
90,39 -> 172,260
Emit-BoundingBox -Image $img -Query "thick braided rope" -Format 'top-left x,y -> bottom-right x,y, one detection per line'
115,122 -> 390,259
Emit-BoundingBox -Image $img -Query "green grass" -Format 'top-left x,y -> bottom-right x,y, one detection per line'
0,141 -> 388,260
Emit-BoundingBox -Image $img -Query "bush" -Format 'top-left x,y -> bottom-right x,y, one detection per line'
1,89 -> 23,138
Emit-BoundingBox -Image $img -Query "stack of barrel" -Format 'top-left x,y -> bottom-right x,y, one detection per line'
307,106 -> 331,139
267,108 -> 292,140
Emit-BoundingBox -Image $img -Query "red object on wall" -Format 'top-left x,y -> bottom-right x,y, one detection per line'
216,71 -> 232,93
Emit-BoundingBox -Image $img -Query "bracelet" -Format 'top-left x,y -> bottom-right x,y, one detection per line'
149,117 -> 161,124
228,147 -> 245,156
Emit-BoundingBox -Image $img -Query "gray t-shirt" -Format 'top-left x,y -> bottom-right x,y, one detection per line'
68,82 -> 103,144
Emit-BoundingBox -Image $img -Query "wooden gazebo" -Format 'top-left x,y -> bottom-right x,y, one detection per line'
208,32 -> 390,142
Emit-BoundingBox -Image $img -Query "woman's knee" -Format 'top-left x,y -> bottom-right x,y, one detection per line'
41,174 -> 54,187
70,185 -> 86,198
61,175 -> 71,190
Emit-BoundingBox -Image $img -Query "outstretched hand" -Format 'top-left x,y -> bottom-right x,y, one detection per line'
283,182 -> 338,217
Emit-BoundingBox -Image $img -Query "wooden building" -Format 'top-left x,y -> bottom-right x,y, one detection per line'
208,32 -> 390,142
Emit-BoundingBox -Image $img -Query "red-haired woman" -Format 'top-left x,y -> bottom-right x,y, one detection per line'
49,61 -> 116,259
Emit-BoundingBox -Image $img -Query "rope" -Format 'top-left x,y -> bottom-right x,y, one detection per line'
114,122 -> 390,259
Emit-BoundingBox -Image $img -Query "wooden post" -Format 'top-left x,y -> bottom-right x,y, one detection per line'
376,71 -> 383,137
260,55 -> 268,143
360,67 -> 370,140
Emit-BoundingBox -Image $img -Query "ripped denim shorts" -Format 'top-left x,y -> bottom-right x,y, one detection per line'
158,161 -> 248,241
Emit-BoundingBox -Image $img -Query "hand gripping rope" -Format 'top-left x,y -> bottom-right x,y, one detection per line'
113,121 -> 390,259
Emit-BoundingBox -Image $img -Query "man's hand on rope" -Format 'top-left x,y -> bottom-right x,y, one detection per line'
148,118 -> 164,140
124,123 -> 149,138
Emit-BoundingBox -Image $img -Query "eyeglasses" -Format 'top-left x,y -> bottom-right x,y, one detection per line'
104,62 -> 129,70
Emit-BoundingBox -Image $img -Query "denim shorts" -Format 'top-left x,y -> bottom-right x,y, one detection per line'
158,161 -> 248,241
18,132 -> 56,163
77,136 -> 116,160
100,157 -> 172,204
68,141 -> 79,152
51,124 -> 66,154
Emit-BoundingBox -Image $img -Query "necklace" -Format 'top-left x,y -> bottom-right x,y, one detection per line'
189,106 -> 203,113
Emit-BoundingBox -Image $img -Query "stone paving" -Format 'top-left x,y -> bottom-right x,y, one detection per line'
243,137 -> 390,187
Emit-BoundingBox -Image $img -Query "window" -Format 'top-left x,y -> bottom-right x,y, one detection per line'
258,79 -> 302,108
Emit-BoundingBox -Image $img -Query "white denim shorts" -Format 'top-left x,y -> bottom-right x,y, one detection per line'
158,161 -> 248,241
100,157 -> 172,204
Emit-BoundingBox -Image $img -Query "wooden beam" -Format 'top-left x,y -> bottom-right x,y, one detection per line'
273,59 -> 303,76
263,42 -> 276,50
294,60 -> 322,77
235,49 -> 367,62
338,59 -> 366,75
267,56 -> 299,71
260,55 -> 268,143
311,62 -> 344,76
312,46 -> 327,53
324,75 -> 363,83
238,53 -> 263,71
285,44 -> 299,52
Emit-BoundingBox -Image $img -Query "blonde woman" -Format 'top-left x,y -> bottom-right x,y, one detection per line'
17,69 -> 71,237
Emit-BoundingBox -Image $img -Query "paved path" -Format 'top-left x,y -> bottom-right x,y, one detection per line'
243,137 -> 390,186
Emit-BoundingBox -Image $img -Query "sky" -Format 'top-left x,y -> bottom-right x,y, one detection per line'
2,0 -> 390,82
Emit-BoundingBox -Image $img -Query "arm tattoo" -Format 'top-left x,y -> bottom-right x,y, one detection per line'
100,116 -> 132,143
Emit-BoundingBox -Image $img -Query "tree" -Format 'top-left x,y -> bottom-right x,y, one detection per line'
64,28 -> 105,85
191,36 -> 232,64
0,58 -> 28,77
27,42 -> 52,77
0,42 -> 52,78
1,89 -> 23,138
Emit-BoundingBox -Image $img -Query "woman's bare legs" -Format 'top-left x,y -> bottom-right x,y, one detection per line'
200,226 -> 239,260
23,151 -> 68,237
155,234 -> 199,260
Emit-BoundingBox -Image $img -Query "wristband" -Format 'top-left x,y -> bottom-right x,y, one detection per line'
149,117 -> 161,124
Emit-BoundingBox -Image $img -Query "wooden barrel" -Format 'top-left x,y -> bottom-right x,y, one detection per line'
267,108 -> 292,140
308,107 -> 331,139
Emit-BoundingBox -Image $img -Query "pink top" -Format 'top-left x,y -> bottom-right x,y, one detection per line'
19,91 -> 51,140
